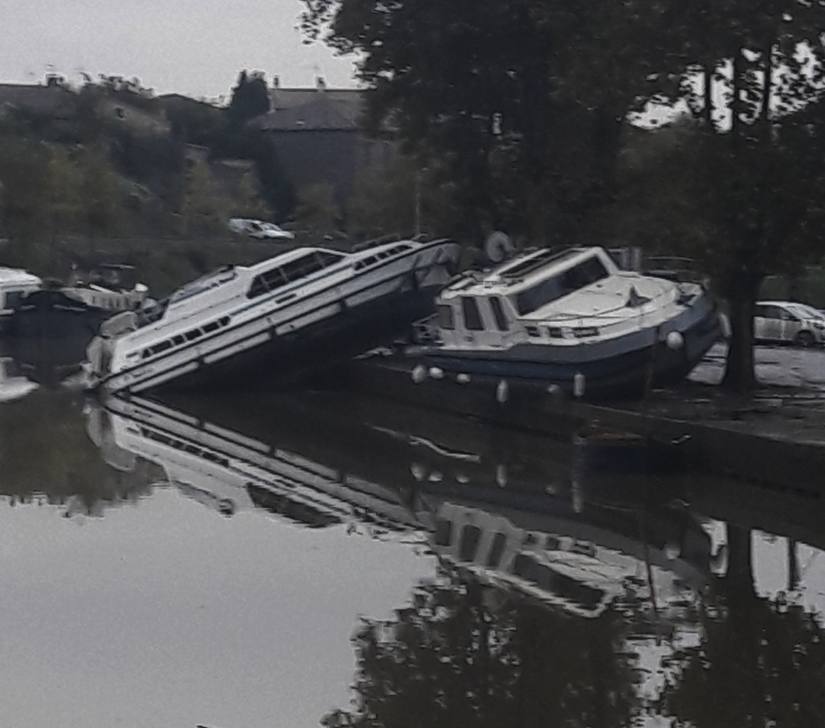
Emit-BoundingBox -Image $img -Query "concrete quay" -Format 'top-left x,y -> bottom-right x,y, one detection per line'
343,356 -> 825,499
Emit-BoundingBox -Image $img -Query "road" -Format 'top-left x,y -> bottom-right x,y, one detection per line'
692,343 -> 825,391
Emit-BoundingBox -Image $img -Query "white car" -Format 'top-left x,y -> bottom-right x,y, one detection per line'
227,218 -> 294,241
754,300 -> 825,347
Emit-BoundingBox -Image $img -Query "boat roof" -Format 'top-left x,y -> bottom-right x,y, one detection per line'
442,246 -> 614,299
245,246 -> 349,273
0,267 -> 40,285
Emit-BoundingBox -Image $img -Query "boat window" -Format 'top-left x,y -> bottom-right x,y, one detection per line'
280,253 -> 325,282
458,524 -> 482,562
355,255 -> 379,271
487,532 -> 508,568
171,266 -> 237,305
248,265 -> 288,299
151,340 -> 172,355
489,297 -> 509,331
461,297 -> 484,331
316,251 -> 345,267
499,248 -> 579,279
434,519 -> 453,547
512,555 -> 604,609
437,304 -> 455,330
3,291 -> 24,309
185,329 -> 202,341
203,321 -> 220,333
514,255 -> 608,315
172,335 -> 185,346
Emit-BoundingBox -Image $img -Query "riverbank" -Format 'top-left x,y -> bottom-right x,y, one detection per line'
341,347 -> 825,498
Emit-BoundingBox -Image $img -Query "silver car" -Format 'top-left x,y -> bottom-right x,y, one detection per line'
754,301 -> 825,347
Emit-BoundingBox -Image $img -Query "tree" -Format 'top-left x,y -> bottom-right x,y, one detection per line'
77,145 -> 125,241
226,70 -> 271,129
658,523 -> 825,727
324,567 -> 641,728
180,158 -> 231,235
0,137 -> 52,244
294,182 -> 341,239
302,0 -> 674,242
347,154 -> 462,239
639,3 -> 825,391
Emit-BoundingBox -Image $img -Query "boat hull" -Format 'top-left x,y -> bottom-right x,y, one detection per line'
419,307 -> 723,399
110,282 -> 445,394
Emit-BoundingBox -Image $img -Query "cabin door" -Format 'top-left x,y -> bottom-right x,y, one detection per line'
457,296 -> 512,349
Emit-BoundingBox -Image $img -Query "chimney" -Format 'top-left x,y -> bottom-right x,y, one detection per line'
316,76 -> 326,92
272,75 -> 280,89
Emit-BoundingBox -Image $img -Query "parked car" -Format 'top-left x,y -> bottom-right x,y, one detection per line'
227,218 -> 294,240
754,300 -> 825,347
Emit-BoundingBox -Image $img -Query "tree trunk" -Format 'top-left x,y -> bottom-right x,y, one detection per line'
787,539 -> 799,592
721,278 -> 760,392
724,523 -> 756,599
703,63 -> 714,131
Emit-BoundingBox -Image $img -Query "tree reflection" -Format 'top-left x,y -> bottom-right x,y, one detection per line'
324,565 -> 641,728
0,391 -> 157,515
658,525 -> 825,727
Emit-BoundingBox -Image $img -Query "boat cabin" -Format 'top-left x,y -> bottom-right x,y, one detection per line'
431,503 -> 618,618
434,247 -> 619,348
0,268 -> 42,319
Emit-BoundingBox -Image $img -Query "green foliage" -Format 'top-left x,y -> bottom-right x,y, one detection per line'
304,0 -> 825,390
226,70 -> 271,129
303,0 -> 671,241
294,182 -> 341,239
0,137 -> 52,242
658,528 -> 825,728
347,154 -> 462,239
78,145 -> 126,238
180,159 -> 232,235
324,568 -> 641,728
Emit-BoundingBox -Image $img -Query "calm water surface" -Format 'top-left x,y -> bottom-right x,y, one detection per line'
1,372 -> 823,728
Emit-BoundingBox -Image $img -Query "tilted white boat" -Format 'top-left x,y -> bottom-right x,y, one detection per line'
413,245 -> 723,398
86,238 -> 460,394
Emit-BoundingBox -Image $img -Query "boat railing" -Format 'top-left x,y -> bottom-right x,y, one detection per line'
643,256 -> 705,283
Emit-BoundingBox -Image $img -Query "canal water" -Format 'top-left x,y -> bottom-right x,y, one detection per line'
0,369 -> 823,727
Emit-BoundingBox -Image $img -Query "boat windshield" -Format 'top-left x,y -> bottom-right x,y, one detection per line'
169,266 -> 237,305
514,255 -> 609,315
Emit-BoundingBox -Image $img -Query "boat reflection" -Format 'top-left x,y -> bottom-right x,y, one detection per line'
0,334 -> 89,399
90,392 -> 714,622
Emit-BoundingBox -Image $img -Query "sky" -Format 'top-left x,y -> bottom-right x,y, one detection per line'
0,0 -> 359,100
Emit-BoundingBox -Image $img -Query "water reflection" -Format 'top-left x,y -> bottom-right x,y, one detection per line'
0,374 -> 822,726
81,390 -> 825,726
0,336 -> 87,401
0,388 -> 158,517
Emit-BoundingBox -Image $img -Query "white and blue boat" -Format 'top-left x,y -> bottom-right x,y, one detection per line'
412,246 -> 723,398
86,238 -> 460,394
